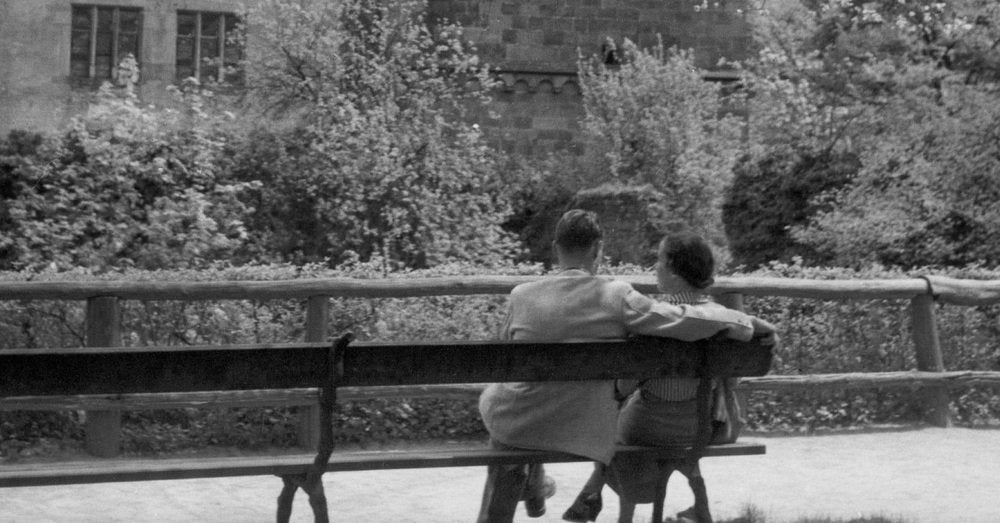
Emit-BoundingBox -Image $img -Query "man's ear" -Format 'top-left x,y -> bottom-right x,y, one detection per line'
591,240 -> 604,264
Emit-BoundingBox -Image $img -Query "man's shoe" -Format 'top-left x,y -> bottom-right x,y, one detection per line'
524,476 -> 556,518
675,505 -> 699,523
561,491 -> 602,522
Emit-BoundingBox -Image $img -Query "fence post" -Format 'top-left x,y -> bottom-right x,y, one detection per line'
715,292 -> 743,313
84,296 -> 122,457
910,294 -> 951,427
297,295 -> 329,449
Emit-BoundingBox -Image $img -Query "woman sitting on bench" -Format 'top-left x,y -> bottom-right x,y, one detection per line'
564,232 -> 729,523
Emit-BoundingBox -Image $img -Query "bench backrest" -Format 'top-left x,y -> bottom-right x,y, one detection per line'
0,335 -> 771,398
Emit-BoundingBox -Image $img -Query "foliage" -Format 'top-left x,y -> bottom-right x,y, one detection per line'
0,262 -> 546,460
723,149 -> 859,268
570,183 -> 665,266
0,58 -> 255,271
234,0 -> 517,269
499,151 -> 601,266
578,39 -> 743,260
3,262 -> 999,461
735,260 -> 1000,430
741,0 -> 1000,268
793,80 -> 1000,267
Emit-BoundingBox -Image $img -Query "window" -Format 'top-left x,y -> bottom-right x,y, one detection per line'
176,11 -> 242,84
70,5 -> 142,83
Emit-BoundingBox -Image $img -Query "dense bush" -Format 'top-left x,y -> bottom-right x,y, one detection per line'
723,149 -> 859,269
742,0 -> 1000,269
0,262 -> 538,460
3,263 -> 999,461
735,261 -> 1000,430
579,39 -> 743,262
232,0 -> 517,269
0,65 -> 253,272
0,1 -> 518,273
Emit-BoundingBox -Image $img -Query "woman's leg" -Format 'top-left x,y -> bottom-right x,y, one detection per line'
580,462 -> 606,493
616,499 -> 636,523
562,463 -> 605,522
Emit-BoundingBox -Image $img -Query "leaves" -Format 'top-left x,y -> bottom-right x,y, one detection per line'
233,0 -> 516,269
0,65 -> 254,272
578,39 -> 743,262
742,0 -> 1000,269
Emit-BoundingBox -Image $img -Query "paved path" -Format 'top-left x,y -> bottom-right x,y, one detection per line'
3,427 -> 998,522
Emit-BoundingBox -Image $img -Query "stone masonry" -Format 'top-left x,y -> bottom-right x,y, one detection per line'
1,0 -> 753,153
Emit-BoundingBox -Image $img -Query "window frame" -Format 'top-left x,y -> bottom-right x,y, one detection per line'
70,4 -> 143,85
175,10 -> 242,85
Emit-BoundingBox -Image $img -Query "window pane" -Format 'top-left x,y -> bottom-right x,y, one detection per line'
70,59 -> 91,79
71,6 -> 92,31
201,64 -> 219,82
95,32 -> 113,58
95,56 -> 112,79
177,12 -> 196,36
224,15 -> 242,62
176,36 -> 195,62
118,33 -> 139,59
71,30 -> 91,59
97,7 -> 114,33
224,43 -> 241,64
201,37 -> 219,61
201,34 -> 220,80
176,64 -> 195,82
119,9 -> 141,34
201,13 -> 220,37
224,15 -> 241,34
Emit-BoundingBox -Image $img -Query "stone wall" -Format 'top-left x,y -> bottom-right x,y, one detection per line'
1,0 -> 752,149
0,0 -> 245,135
428,0 -> 753,153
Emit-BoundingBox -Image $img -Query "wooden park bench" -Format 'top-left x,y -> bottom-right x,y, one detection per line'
0,333 -> 772,522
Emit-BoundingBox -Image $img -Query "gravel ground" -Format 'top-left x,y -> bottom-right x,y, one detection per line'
3,427 -> 998,522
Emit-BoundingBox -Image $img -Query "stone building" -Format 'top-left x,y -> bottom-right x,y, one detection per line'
0,0 -> 752,151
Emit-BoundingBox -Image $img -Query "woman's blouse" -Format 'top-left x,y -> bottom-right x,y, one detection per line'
615,291 -> 708,402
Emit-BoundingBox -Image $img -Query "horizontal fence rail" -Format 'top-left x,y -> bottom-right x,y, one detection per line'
0,275 -> 971,302
3,274 -> 1000,456
0,274 -> 995,304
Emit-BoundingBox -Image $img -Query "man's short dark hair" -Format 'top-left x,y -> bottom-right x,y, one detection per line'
554,209 -> 603,251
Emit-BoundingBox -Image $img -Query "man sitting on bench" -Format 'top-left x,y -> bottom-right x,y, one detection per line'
476,209 -> 776,522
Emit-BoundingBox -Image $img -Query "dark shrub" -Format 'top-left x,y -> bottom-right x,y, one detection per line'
723,149 -> 859,268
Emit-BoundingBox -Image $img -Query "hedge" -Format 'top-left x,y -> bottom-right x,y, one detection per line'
2,261 -> 998,461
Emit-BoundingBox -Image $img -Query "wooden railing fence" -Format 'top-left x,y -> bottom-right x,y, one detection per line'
3,274 -> 1000,457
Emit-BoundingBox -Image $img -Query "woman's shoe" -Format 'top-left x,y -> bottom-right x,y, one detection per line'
561,491 -> 602,522
674,505 -> 699,523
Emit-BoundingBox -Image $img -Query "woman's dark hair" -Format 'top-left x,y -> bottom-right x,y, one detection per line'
554,209 -> 603,251
659,232 -> 715,289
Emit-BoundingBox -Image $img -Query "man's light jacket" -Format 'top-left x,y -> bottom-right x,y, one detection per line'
478,269 -> 754,464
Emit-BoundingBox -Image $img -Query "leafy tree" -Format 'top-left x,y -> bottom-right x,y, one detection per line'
794,80 -> 1000,267
741,0 -> 1000,268
578,39 -> 743,260
234,0 -> 517,269
0,58 -> 254,271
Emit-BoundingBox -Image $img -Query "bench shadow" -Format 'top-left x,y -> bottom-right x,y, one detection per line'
742,422 -> 1000,439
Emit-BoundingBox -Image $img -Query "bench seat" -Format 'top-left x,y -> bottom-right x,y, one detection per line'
0,441 -> 765,488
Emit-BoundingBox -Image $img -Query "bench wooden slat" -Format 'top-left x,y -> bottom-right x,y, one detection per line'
0,385 -> 495,411
0,442 -> 766,488
0,337 -> 771,396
